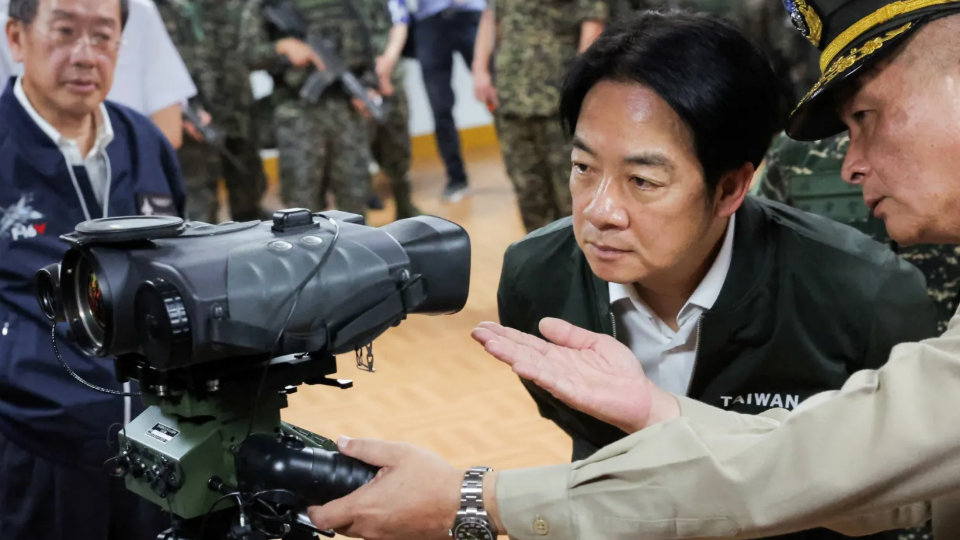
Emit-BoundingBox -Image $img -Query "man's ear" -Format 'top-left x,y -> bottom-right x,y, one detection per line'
6,19 -> 25,63
712,162 -> 753,219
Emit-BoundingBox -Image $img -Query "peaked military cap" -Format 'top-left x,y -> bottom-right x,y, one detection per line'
784,0 -> 960,141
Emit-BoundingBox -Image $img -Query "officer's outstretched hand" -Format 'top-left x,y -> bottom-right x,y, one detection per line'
472,318 -> 679,433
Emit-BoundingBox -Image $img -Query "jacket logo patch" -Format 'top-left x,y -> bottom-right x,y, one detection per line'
720,393 -> 801,410
137,193 -> 177,217
1,194 -> 46,241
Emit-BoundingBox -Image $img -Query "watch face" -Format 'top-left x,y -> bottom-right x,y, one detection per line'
453,518 -> 495,540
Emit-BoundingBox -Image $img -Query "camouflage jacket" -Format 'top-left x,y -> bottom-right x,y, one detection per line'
155,0 -> 255,137
493,0 -> 608,117
239,0 -> 387,103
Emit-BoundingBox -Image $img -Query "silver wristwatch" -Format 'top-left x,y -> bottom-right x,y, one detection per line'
450,466 -> 499,539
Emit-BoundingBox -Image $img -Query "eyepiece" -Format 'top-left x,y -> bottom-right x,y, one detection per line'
34,263 -> 65,323
381,216 -> 471,315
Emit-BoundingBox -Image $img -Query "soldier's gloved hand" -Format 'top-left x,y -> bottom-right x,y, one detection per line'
472,318 -> 680,433
276,38 -> 326,71
472,67 -> 499,111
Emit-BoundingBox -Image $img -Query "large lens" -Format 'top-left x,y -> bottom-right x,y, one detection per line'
75,255 -> 107,349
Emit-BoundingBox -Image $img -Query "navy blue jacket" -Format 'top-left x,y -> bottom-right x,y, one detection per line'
0,78 -> 186,468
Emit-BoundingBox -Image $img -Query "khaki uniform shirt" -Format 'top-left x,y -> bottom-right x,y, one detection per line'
497,310 -> 960,539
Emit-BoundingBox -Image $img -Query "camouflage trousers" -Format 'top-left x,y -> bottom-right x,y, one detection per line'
494,113 -> 572,233
275,94 -> 372,216
369,84 -> 418,219
179,135 -> 266,223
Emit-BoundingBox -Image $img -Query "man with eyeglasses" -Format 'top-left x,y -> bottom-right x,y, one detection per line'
0,0 -> 198,149
0,0 -> 185,538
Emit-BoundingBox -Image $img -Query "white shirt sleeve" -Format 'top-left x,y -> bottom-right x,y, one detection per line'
135,0 -> 197,114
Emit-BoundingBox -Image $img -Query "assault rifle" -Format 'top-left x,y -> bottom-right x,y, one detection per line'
181,103 -> 248,174
262,0 -> 386,122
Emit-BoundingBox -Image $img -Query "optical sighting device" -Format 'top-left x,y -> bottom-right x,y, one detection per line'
34,209 -> 471,539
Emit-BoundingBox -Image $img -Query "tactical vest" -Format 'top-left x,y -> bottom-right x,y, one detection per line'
285,0 -> 374,83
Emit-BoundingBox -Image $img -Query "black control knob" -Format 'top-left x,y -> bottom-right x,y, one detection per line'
135,279 -> 191,369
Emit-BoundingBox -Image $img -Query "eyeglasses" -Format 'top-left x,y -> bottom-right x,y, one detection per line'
37,24 -> 123,54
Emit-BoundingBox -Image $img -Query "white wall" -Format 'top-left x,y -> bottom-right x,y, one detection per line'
250,54 -> 493,137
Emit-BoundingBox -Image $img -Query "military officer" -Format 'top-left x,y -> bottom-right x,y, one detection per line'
472,0 -> 607,233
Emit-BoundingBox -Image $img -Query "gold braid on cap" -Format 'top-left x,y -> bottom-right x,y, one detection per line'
794,22 -> 913,114
821,0 -> 960,72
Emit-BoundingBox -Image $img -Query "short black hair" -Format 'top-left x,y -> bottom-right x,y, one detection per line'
9,0 -> 130,29
559,10 -> 782,192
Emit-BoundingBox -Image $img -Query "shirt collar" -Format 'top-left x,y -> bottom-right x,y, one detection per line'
13,75 -> 114,160
608,214 -> 737,318
686,213 -> 736,312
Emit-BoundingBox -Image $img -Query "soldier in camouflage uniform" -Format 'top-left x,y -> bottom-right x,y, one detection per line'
156,0 -> 267,224
473,0 -> 607,233
239,0 -> 387,218
758,134 -> 955,540
367,0 -> 419,220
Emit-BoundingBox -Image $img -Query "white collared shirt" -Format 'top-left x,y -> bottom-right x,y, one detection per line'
14,76 -> 115,212
608,215 -> 736,396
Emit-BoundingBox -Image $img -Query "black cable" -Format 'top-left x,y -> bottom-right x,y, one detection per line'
165,494 -> 177,536
250,489 -> 299,537
51,325 -> 140,397
198,492 -> 243,538
245,215 -> 341,439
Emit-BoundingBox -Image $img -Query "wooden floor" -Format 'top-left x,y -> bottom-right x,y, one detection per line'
265,146 -> 574,471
